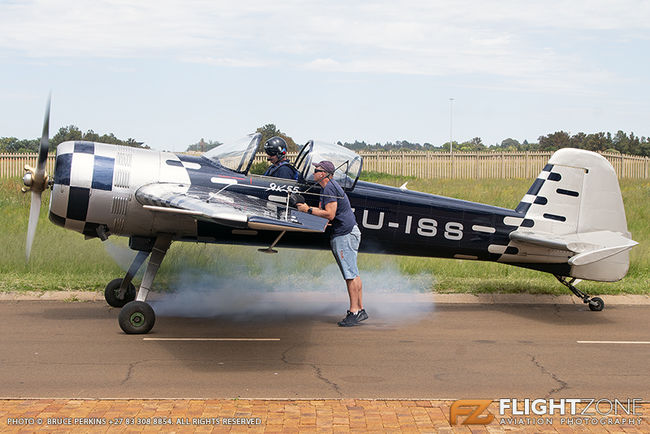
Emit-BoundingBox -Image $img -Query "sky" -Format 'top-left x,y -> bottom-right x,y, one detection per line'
1,0 -> 649,151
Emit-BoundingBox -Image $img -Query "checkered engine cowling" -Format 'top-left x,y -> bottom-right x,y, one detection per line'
48,141 -> 120,237
48,140 -> 179,238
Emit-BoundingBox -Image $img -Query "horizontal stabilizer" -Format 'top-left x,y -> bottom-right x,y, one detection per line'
568,244 -> 636,266
509,231 -> 571,250
510,229 -> 638,266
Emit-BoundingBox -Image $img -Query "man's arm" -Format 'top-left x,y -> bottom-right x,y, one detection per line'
320,201 -> 337,220
297,201 -> 337,220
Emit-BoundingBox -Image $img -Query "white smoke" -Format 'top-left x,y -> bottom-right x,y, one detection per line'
103,239 -> 138,272
150,248 -> 436,323
102,241 -> 437,322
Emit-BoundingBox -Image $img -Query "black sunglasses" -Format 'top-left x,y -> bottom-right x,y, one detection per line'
314,169 -> 327,173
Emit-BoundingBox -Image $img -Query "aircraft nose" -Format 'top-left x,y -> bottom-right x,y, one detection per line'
23,172 -> 33,189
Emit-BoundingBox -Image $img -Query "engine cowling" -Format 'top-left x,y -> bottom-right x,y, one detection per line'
49,141 -> 194,239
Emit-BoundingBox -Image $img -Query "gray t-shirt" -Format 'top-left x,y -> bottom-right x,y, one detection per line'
321,179 -> 356,238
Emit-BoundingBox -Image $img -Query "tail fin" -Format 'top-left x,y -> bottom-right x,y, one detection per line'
507,148 -> 636,281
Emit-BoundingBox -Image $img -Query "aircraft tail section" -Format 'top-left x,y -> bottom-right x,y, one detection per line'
504,148 -> 637,281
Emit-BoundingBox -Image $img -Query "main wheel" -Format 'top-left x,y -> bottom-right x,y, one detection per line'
104,278 -> 136,308
588,297 -> 604,311
119,301 -> 156,334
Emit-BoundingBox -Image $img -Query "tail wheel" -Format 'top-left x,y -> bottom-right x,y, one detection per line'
588,297 -> 604,312
119,301 -> 156,334
104,278 -> 136,308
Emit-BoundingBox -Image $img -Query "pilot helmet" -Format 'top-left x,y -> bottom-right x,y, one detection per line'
264,136 -> 288,157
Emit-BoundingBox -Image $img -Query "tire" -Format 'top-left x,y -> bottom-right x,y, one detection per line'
118,301 -> 156,334
589,297 -> 604,312
104,278 -> 136,308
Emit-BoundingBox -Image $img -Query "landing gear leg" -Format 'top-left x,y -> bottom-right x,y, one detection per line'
104,250 -> 149,308
554,275 -> 604,311
119,235 -> 172,334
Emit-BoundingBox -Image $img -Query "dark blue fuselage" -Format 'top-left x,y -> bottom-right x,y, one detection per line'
175,154 -> 530,265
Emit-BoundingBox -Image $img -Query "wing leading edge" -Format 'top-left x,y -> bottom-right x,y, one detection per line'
136,183 -> 328,233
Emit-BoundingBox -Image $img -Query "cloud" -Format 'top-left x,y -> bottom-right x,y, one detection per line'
1,0 -> 648,93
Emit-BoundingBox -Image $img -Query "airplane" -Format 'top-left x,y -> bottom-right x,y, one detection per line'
22,99 -> 638,334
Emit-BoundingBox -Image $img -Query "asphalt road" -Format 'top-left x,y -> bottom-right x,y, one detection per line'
1,299 -> 649,400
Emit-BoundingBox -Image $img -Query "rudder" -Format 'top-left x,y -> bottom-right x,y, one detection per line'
510,148 -> 634,281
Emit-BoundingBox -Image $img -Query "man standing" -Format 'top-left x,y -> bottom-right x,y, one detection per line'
262,136 -> 300,181
297,161 -> 367,327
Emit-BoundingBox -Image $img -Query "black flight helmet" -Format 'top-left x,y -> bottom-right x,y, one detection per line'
264,136 -> 288,158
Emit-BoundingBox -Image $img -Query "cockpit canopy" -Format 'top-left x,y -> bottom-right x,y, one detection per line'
203,134 -> 363,190
294,140 -> 362,190
203,133 -> 261,174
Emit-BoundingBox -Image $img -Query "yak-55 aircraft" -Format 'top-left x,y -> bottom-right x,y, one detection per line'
22,100 -> 638,334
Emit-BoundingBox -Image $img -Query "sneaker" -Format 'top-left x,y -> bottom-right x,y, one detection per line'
337,310 -> 361,327
357,309 -> 368,322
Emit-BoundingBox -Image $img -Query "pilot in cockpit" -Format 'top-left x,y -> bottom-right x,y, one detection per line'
263,136 -> 301,181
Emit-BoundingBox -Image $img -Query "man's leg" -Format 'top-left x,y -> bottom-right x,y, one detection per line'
333,228 -> 366,325
346,276 -> 363,312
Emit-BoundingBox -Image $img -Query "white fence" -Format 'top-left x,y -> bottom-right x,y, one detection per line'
2,151 -> 648,180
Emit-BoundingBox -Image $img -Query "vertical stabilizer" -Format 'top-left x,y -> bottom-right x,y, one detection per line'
507,148 -> 634,281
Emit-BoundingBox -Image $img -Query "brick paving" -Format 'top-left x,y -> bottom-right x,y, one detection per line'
0,400 -> 648,433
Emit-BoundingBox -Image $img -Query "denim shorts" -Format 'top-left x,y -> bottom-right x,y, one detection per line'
330,225 -> 361,280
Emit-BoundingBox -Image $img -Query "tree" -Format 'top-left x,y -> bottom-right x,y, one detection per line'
49,125 -> 147,149
640,138 -> 650,157
51,125 -> 83,147
83,129 -> 101,143
0,137 -> 39,153
454,137 -> 485,152
339,140 -> 370,151
537,131 -> 571,151
581,132 -> 610,152
499,138 -> 521,151
612,130 -> 630,154
186,138 -> 222,153
441,141 -> 457,152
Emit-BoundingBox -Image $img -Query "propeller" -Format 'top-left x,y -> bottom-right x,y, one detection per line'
22,96 -> 51,261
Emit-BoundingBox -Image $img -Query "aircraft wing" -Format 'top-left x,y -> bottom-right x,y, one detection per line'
136,183 -> 329,233
509,230 -> 638,266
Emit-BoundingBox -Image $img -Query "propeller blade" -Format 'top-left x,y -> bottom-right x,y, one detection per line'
35,95 -> 50,181
26,191 -> 42,262
24,95 -> 51,262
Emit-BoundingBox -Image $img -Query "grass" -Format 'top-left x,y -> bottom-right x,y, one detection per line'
0,175 -> 648,295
